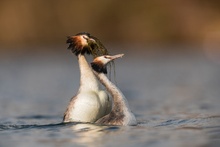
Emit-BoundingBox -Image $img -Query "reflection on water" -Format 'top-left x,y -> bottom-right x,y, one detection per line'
70,123 -> 111,146
0,116 -> 219,146
0,47 -> 220,146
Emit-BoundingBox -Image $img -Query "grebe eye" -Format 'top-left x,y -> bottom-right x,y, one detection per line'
104,55 -> 112,59
82,35 -> 88,40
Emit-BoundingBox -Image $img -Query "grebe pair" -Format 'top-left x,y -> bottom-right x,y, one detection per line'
63,33 -> 137,126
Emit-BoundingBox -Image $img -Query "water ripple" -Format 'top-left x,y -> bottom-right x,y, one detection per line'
0,122 -> 71,131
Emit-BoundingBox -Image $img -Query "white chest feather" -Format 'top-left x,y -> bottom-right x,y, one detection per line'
66,90 -> 111,122
63,55 -> 112,123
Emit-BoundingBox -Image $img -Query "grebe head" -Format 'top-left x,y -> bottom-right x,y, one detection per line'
91,54 -> 124,74
66,32 -> 109,57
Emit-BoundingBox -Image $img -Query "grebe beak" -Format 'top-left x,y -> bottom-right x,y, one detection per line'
109,54 -> 124,60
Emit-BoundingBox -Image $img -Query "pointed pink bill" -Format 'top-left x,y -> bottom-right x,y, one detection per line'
109,54 -> 124,60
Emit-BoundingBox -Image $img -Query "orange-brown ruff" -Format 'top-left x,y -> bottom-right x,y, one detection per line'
63,32 -> 112,123
67,32 -> 108,57
91,54 -> 137,126
67,36 -> 91,55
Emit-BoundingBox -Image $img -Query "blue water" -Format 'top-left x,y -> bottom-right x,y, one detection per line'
1,115 -> 220,147
0,47 -> 220,146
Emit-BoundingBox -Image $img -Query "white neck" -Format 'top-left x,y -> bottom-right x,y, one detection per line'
94,71 -> 132,117
78,55 -> 100,91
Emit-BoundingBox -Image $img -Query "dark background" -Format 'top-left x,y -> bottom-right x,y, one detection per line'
0,0 -> 220,55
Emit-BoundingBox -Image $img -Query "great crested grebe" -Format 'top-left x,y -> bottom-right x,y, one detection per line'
63,32 -> 112,123
91,54 -> 137,126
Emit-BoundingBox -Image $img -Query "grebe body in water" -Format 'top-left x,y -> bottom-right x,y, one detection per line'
63,33 -> 111,123
91,54 -> 137,126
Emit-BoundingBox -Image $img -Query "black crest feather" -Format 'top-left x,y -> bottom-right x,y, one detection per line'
91,62 -> 107,74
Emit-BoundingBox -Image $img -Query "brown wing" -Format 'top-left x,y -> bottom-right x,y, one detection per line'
96,111 -> 125,125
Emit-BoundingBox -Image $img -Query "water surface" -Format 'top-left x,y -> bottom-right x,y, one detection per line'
0,47 -> 220,146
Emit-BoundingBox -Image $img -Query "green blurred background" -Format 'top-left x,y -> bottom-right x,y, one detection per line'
1,0 -> 220,54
